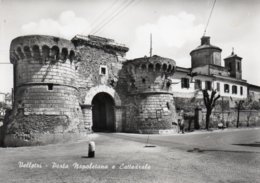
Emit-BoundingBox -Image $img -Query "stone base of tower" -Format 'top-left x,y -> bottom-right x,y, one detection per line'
123,93 -> 178,134
3,112 -> 88,147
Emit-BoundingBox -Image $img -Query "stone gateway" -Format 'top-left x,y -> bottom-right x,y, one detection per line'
4,34 -> 177,146
3,34 -> 260,146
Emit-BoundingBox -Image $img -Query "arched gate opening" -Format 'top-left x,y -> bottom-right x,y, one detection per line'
91,92 -> 115,132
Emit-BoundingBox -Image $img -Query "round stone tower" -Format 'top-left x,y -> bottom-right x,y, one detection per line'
123,55 -> 177,133
6,35 -> 85,146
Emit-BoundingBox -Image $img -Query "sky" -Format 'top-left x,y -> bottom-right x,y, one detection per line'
0,0 -> 260,93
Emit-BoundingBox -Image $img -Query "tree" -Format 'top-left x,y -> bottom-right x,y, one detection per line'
202,89 -> 220,130
234,100 -> 244,128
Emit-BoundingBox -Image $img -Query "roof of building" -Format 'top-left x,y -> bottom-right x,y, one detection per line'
248,83 -> 260,91
71,34 -> 129,53
224,51 -> 242,60
190,36 -> 222,55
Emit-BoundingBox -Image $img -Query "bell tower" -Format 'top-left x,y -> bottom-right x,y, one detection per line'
224,49 -> 242,79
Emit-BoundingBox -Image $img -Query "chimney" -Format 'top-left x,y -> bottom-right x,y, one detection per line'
201,36 -> 210,45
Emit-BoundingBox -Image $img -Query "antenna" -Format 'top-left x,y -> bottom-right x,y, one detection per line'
150,33 -> 152,57
203,0 -> 217,36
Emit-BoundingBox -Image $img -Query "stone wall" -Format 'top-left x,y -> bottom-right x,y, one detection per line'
200,110 -> 260,128
121,56 -> 177,133
123,94 -> 176,133
6,35 -> 85,146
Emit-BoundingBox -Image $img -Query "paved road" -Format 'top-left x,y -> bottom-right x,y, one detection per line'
0,128 -> 259,183
105,128 -> 260,153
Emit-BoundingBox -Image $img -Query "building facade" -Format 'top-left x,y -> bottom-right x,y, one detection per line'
3,34 -> 260,146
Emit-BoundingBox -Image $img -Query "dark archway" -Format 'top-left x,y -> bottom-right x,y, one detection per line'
91,92 -> 115,132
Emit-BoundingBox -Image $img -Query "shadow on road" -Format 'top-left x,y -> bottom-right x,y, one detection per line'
232,142 -> 260,147
187,147 -> 260,154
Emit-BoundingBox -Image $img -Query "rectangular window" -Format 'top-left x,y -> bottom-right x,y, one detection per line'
48,84 -> 53,90
181,78 -> 189,89
229,62 -> 232,71
232,85 -> 237,94
195,79 -> 202,90
216,82 -> 220,91
99,65 -> 107,75
240,86 -> 243,95
237,62 -> 240,72
224,84 -> 229,93
205,81 -> 212,90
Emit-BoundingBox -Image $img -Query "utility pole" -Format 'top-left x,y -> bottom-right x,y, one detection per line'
221,96 -> 224,124
149,33 -> 152,57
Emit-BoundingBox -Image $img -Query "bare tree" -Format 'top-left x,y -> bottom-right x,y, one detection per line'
234,100 -> 244,128
202,89 -> 220,130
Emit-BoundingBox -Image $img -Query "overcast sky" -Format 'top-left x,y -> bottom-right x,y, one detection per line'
0,0 -> 260,93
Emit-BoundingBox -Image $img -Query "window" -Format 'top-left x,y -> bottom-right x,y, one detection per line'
237,62 -> 241,72
195,79 -> 202,90
227,62 -> 232,71
181,78 -> 189,89
142,78 -> 146,84
240,86 -> 243,95
48,84 -> 53,90
232,85 -> 237,94
216,82 -> 220,91
99,65 -> 107,75
224,84 -> 229,93
205,81 -> 212,90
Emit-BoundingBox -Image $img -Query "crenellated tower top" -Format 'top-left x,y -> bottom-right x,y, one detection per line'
10,35 -> 77,65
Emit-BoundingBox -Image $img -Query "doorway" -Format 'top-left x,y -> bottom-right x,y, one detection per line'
91,92 -> 115,132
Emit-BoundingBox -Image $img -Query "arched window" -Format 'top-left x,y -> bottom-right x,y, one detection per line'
42,45 -> 50,60
51,46 -> 60,60
148,64 -> 154,72
17,47 -> 25,59
155,63 -> 161,71
61,48 -> 68,61
167,65 -> 172,72
69,50 -> 75,61
32,45 -> 40,60
162,64 -> 167,71
141,64 -> 146,71
23,46 -> 31,58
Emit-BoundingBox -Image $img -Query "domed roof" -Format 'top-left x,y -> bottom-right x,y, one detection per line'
190,36 -> 222,55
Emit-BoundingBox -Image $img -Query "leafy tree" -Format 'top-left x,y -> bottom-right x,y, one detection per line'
202,89 -> 220,130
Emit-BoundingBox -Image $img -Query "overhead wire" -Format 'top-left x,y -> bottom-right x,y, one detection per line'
203,0 -> 217,36
89,0 -> 121,30
90,0 -> 131,34
91,0 -> 136,35
96,0 -> 141,35
90,0 -> 129,34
